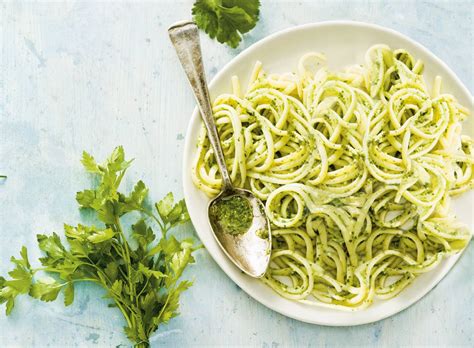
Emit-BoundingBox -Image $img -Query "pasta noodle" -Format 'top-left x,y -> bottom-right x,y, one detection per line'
192,45 -> 473,309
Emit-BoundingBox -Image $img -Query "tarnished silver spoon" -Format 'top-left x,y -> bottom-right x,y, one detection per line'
169,21 -> 271,278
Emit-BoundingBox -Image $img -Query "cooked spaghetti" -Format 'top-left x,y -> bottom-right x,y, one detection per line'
192,45 -> 473,309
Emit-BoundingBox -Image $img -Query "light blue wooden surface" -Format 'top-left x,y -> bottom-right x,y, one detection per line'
1,1 -> 473,347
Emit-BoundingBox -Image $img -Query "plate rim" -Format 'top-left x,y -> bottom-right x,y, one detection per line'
182,20 -> 472,326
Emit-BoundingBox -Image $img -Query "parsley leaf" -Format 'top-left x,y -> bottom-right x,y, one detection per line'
81,151 -> 100,173
64,281 -> 74,306
0,147 -> 199,347
192,0 -> 261,48
30,277 -> 63,302
156,193 -> 190,228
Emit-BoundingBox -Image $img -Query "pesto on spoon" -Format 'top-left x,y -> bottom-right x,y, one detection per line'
209,195 -> 253,236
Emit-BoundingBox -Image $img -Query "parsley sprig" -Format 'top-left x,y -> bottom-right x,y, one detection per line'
192,0 -> 261,48
0,146 -> 198,347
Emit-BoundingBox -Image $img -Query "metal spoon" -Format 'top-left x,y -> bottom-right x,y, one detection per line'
169,21 -> 271,278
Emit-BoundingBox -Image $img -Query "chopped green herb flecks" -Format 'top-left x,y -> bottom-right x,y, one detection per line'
209,195 -> 253,235
255,228 -> 269,239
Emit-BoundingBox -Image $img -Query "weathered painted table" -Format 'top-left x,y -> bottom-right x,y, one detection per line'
1,1 -> 472,346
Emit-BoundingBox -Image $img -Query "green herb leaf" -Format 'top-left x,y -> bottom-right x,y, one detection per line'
192,0 -> 261,48
87,228 -> 115,243
107,146 -> 133,173
129,180 -> 148,207
37,233 -> 66,260
138,263 -> 167,280
156,193 -> 190,227
30,277 -> 63,302
81,151 -> 100,173
192,0 -> 218,38
5,300 -> 14,315
6,266 -> 32,293
1,248 -> 33,301
156,192 -> 174,218
158,280 -> 193,324
97,200 -> 118,224
132,219 -> 155,250
169,242 -> 194,280
76,189 -> 96,208
64,282 -> 74,306
110,280 -> 123,296
104,262 -> 118,282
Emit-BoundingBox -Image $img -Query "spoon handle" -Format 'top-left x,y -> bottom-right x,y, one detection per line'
169,21 -> 233,191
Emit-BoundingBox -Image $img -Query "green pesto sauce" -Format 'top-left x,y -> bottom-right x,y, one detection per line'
210,195 -> 253,235
255,228 -> 269,239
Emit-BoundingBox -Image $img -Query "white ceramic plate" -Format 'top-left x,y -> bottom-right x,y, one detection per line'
183,21 -> 473,326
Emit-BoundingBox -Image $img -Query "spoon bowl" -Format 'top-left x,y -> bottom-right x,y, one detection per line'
208,188 -> 271,278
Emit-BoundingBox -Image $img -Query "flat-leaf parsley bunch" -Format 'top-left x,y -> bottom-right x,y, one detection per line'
0,147 -> 199,347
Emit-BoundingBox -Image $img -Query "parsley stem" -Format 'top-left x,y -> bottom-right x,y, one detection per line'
113,295 -> 133,328
139,208 -> 165,233
117,265 -> 128,279
114,216 -> 140,330
154,279 -> 176,327
135,278 -> 150,299
111,243 -> 124,257
70,278 -> 99,284
116,169 -> 127,188
31,267 -> 134,327
83,255 -> 135,329
81,257 -> 136,320
35,261 -> 96,275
